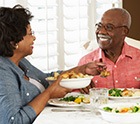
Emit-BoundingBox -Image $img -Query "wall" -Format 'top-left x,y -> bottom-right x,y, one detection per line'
123,0 -> 140,40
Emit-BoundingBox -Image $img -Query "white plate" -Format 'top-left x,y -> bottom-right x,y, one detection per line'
48,98 -> 82,107
99,102 -> 140,123
108,88 -> 140,100
108,95 -> 140,100
48,92 -> 90,107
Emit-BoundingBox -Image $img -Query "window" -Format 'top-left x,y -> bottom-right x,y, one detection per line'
27,0 -> 92,72
0,0 -> 122,72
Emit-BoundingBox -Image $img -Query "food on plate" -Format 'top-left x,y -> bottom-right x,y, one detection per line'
46,70 -> 63,80
103,104 -> 140,113
60,95 -> 90,104
99,103 -> 140,123
62,71 -> 89,79
47,72 -> 62,81
100,69 -> 110,77
109,88 -> 122,97
82,97 -> 90,103
108,88 -> 140,97
47,71 -> 91,80
121,88 -> 133,96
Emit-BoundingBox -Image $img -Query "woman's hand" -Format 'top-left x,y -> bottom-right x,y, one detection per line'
46,61 -> 106,96
47,76 -> 72,99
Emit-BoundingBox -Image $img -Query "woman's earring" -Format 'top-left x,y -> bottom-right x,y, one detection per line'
15,44 -> 19,49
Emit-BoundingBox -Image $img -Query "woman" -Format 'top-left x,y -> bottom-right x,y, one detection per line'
0,5 -> 105,124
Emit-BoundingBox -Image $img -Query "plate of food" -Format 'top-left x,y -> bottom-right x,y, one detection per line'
99,102 -> 140,123
48,92 -> 90,107
46,71 -> 93,89
108,88 -> 140,100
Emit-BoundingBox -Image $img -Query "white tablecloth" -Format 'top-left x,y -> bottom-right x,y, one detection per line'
33,98 -> 140,124
33,106 -> 110,124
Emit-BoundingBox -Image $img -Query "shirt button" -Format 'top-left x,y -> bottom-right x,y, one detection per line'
114,65 -> 117,68
95,80 -> 98,83
11,117 -> 14,120
115,80 -> 118,83
135,77 -> 137,79
26,93 -> 30,96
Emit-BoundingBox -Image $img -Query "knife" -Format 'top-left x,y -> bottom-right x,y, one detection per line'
51,109 -> 90,112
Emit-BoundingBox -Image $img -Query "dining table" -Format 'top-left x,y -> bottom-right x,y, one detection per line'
33,92 -> 140,124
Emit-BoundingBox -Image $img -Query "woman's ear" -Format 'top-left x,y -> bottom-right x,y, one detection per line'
10,41 -> 18,49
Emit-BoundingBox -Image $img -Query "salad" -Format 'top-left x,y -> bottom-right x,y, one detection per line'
108,88 -> 138,97
60,95 -> 90,104
109,88 -> 122,97
103,104 -> 140,113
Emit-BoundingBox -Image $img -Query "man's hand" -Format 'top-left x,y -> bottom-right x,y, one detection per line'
82,61 -> 107,76
79,80 -> 95,94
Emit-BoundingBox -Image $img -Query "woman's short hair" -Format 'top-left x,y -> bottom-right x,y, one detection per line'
0,4 -> 33,57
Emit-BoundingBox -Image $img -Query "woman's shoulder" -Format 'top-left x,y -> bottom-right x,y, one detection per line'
0,57 -> 10,68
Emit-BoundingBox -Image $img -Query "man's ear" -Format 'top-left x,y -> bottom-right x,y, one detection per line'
123,27 -> 129,36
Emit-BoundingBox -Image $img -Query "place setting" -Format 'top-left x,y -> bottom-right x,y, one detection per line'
48,92 -> 90,108
97,88 -> 140,123
46,71 -> 140,123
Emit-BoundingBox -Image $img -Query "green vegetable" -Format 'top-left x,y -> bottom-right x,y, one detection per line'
132,106 -> 139,112
103,105 -> 140,113
115,110 -> 119,113
103,107 -> 112,112
109,88 -> 122,97
60,96 -> 78,102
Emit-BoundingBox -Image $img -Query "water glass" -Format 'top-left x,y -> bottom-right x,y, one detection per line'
89,88 -> 108,113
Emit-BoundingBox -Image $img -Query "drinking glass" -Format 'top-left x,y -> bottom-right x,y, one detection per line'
89,88 -> 108,114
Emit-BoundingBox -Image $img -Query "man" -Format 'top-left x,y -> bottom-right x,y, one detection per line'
78,8 -> 140,93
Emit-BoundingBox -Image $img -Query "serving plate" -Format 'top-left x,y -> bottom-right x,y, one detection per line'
99,102 -> 140,123
48,92 -> 90,107
48,98 -> 82,107
108,88 -> 140,100
108,95 -> 140,100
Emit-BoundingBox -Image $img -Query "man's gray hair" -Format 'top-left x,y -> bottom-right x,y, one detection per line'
105,8 -> 131,29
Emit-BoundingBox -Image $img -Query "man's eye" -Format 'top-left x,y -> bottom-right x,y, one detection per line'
106,25 -> 114,31
95,24 -> 102,30
98,24 -> 102,28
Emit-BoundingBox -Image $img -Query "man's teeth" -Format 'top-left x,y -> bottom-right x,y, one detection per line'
99,37 -> 108,41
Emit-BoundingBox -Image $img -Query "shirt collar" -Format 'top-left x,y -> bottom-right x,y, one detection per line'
122,42 -> 133,59
92,48 -> 102,61
98,42 -> 132,61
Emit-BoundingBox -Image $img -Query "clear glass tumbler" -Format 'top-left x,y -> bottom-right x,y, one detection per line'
89,88 -> 108,114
